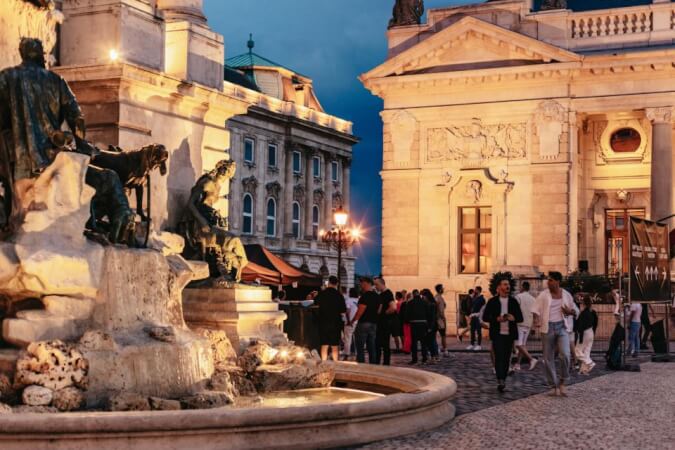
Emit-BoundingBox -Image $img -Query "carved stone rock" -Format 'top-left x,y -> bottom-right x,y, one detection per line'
251,361 -> 335,394
14,340 -> 89,391
149,396 -> 182,411
52,387 -> 85,411
197,329 -> 237,370
0,403 -> 11,414
146,326 -> 177,343
22,385 -> 53,406
108,391 -> 151,412
180,391 -> 233,410
78,330 -> 118,352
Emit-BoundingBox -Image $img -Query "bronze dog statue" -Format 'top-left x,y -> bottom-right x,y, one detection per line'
89,143 -> 168,220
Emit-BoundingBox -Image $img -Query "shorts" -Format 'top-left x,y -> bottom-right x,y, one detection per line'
319,324 -> 342,346
516,326 -> 530,347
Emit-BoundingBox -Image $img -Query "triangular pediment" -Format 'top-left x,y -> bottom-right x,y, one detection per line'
362,16 -> 581,80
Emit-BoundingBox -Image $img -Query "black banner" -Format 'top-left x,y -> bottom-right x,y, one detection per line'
629,217 -> 671,302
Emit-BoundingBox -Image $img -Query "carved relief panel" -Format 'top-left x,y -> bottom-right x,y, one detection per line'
533,100 -> 567,161
389,110 -> 417,165
425,118 -> 527,167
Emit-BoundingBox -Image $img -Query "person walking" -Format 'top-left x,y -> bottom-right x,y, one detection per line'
404,290 -> 431,365
457,289 -> 473,342
482,276 -> 523,392
341,287 -> 359,361
533,272 -> 579,397
434,284 -> 449,356
375,277 -> 397,365
468,287 -> 486,351
640,303 -> 653,349
391,292 -> 404,353
627,302 -> 642,357
514,281 -> 538,371
314,276 -> 346,361
351,277 -> 381,364
574,295 -> 598,374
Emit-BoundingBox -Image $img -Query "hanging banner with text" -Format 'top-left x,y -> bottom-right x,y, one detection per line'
629,217 -> 671,303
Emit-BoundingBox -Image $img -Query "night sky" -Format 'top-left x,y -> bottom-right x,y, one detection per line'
205,0 -> 475,274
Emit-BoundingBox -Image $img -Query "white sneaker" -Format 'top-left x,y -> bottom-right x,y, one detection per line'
529,358 -> 539,370
466,345 -> 474,351
492,367 -> 496,374
513,364 -> 521,372
474,345 -> 482,351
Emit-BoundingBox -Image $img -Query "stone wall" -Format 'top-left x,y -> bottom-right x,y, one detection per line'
0,0 -> 62,70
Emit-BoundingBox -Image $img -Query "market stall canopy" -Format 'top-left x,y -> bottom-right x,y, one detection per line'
243,244 -> 323,287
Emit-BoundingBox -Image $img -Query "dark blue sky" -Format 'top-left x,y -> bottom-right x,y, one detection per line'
205,0 -> 473,274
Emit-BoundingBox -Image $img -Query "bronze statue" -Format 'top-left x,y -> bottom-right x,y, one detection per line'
180,160 -> 248,283
540,0 -> 567,10
90,143 -> 168,220
0,38 -> 135,244
389,0 -> 424,29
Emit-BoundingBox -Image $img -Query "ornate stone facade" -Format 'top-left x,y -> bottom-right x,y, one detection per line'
363,0 -> 675,331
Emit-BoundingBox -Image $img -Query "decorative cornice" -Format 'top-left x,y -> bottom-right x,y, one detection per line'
265,181 -> 282,199
242,176 -> 258,194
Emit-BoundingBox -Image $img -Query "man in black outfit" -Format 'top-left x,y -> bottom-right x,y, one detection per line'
482,277 -> 523,392
374,277 -> 396,365
404,289 -> 432,365
351,277 -> 382,364
314,276 -> 346,361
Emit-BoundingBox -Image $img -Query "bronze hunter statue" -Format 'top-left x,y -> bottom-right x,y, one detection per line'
0,38 -> 135,244
179,160 -> 248,284
389,0 -> 424,29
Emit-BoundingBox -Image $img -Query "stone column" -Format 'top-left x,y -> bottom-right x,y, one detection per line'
646,107 -> 674,225
324,155 -> 334,229
568,111 -> 579,273
283,145 -> 295,237
304,150 -> 315,239
342,158 -> 351,212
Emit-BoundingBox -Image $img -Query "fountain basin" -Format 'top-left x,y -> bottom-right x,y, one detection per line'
0,362 -> 456,450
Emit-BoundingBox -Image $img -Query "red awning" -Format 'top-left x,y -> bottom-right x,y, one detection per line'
244,244 -> 323,287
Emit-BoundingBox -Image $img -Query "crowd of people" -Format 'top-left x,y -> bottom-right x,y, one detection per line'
313,272 -> 615,397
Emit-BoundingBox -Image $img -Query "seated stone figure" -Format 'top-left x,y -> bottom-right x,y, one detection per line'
0,38 -> 135,245
180,160 -> 248,283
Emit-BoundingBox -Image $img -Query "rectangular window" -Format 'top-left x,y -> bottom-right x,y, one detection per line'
244,138 -> 255,163
459,207 -> 492,274
292,151 -> 302,174
312,156 -> 321,178
331,161 -> 339,182
267,144 -> 277,168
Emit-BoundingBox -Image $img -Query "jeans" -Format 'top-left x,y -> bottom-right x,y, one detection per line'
575,329 -> 594,372
492,334 -> 514,382
470,316 -> 482,346
628,321 -> 640,355
376,321 -> 392,365
426,327 -> 439,357
410,323 -> 429,363
355,322 -> 377,364
342,324 -> 355,356
542,321 -> 570,388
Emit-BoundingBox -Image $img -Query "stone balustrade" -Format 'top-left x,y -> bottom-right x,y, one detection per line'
225,82 -> 353,135
569,8 -> 652,39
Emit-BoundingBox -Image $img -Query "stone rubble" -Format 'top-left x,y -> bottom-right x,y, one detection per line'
180,391 -> 233,410
14,340 -> 89,391
108,392 -> 151,412
52,387 -> 85,412
22,385 -> 53,406
148,396 -> 182,411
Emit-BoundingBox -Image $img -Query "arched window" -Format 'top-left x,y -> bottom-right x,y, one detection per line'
266,198 -> 276,237
242,194 -> 253,234
312,205 -> 320,238
292,202 -> 301,238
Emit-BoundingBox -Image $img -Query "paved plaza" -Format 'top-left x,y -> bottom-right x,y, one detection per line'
354,355 -> 674,450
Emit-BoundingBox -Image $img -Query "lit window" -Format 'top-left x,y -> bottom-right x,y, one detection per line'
244,138 -> 255,164
331,160 -> 339,182
266,198 -> 276,237
292,202 -> 301,238
292,151 -> 302,174
268,144 -> 277,168
242,194 -> 253,234
312,205 -> 320,238
312,156 -> 321,178
459,207 -> 492,274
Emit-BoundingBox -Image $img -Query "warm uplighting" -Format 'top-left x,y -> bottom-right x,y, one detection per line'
296,351 -> 305,359
334,209 -> 348,227
109,49 -> 119,62
280,350 -> 289,359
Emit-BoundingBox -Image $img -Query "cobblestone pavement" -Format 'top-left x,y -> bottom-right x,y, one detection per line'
354,359 -> 675,450
386,350 -> 616,416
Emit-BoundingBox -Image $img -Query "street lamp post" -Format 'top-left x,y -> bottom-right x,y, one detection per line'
319,208 -> 360,287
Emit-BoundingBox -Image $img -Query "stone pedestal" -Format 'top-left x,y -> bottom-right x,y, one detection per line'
183,285 -> 287,351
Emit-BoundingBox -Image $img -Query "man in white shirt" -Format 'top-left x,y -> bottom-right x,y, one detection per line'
342,287 -> 359,360
514,281 -> 538,371
532,271 -> 579,397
